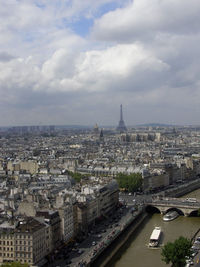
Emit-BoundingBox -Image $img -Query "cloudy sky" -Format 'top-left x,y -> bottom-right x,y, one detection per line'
0,0 -> 200,126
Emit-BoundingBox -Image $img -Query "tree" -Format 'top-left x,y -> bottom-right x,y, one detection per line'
116,173 -> 143,192
1,262 -> 28,267
161,236 -> 192,267
67,170 -> 89,183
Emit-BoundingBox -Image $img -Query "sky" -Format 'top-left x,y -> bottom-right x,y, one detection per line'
0,0 -> 200,127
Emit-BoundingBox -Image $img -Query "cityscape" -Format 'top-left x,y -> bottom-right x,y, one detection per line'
1,1 -> 200,267
0,105 -> 200,266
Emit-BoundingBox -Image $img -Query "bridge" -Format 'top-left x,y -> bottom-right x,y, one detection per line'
145,197 -> 200,216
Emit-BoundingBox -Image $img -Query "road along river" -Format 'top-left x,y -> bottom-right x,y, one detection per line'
107,189 -> 200,267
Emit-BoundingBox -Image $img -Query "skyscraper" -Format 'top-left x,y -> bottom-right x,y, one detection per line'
116,104 -> 127,133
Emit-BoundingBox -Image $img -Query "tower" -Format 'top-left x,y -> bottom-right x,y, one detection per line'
93,123 -> 99,134
99,128 -> 104,141
116,104 -> 127,133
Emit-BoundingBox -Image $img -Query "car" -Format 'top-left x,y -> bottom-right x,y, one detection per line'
186,259 -> 194,265
78,249 -> 84,254
92,241 -> 96,246
191,246 -> 199,251
191,251 -> 197,257
97,234 -> 102,238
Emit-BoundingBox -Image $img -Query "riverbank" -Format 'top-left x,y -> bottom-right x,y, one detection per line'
89,179 -> 200,267
90,210 -> 149,267
165,178 -> 200,198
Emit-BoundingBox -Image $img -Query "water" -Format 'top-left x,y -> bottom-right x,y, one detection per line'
109,189 -> 200,267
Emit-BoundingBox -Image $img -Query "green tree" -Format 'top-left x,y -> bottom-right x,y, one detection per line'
67,171 -> 89,183
116,173 -> 142,192
161,236 -> 192,267
1,262 -> 28,267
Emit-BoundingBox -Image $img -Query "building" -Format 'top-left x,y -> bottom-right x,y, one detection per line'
0,217 -> 47,266
36,210 -> 61,252
58,204 -> 74,243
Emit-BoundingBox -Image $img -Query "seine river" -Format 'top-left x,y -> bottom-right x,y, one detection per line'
108,189 -> 200,267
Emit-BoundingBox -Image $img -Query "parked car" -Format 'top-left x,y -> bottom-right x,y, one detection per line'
78,249 -> 84,254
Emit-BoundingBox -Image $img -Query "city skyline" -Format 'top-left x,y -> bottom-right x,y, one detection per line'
0,0 -> 200,126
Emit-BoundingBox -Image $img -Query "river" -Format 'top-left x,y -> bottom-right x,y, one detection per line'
108,189 -> 200,267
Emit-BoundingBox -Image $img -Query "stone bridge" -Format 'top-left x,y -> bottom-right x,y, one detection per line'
145,197 -> 200,216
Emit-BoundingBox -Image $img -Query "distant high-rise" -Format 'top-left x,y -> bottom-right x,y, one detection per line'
116,104 -> 127,133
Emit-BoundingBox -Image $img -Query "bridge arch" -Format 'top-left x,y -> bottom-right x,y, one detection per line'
188,209 -> 199,217
145,205 -> 161,214
164,207 -> 184,216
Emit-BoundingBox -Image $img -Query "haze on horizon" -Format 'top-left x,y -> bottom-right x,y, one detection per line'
0,0 -> 200,127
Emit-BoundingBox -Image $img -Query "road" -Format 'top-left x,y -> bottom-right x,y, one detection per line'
48,202 -> 139,267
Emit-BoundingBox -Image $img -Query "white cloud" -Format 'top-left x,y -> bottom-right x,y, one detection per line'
91,0 -> 200,42
75,44 -> 169,92
0,0 -> 200,125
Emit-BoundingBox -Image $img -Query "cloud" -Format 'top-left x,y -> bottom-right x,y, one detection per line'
0,0 -> 200,126
0,52 -> 15,62
91,0 -> 200,42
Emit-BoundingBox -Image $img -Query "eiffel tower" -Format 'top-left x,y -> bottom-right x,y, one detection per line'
116,104 -> 127,133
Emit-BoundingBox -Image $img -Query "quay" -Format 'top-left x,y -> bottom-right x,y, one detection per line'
89,208 -> 148,267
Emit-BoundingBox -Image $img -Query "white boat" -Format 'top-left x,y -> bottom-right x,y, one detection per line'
163,211 -> 179,222
149,226 -> 161,248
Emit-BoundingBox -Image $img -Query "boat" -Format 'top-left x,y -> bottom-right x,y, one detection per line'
163,211 -> 179,222
149,226 -> 161,248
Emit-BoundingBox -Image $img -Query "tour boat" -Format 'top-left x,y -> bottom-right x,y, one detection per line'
149,226 -> 161,248
163,211 -> 179,222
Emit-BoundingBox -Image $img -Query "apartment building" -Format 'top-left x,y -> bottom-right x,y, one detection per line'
0,217 -> 46,266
